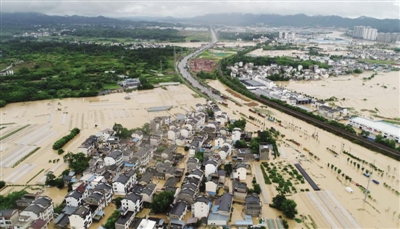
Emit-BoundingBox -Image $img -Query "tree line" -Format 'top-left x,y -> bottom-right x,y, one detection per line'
52,128 -> 80,150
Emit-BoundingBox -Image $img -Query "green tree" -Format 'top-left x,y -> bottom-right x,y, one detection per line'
45,172 -> 56,186
234,140 -> 247,148
281,199 -> 298,219
113,197 -> 124,208
0,190 -> 28,210
224,163 -> 233,176
228,118 -> 247,131
282,219 -> 289,229
57,149 -> 65,155
63,152 -> 90,174
103,210 -> 121,229
253,184 -> 261,194
150,191 -> 174,214
18,67 -> 30,75
270,194 -> 286,209
0,181 -> 5,189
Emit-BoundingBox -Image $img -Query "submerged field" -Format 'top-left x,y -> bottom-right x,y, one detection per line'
207,79 -> 400,229
277,71 -> 400,118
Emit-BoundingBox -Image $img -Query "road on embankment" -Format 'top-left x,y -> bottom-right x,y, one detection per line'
177,28 -> 224,101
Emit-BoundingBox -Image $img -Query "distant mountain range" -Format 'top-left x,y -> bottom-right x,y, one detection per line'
2,12 -> 400,32
2,12 -> 122,27
1,12 -> 169,28
186,13 -> 400,32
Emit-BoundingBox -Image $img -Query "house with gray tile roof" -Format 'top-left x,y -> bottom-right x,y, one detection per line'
245,193 -> 262,216
19,196 -> 54,224
168,202 -> 188,221
140,183 -> 157,203
121,192 -> 142,215
115,210 -> 135,229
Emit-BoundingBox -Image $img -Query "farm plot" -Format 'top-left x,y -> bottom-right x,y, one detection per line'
306,191 -> 362,229
0,124 -> 36,144
0,145 -> 37,168
15,123 -> 54,146
4,163 -> 36,183
37,163 -> 64,184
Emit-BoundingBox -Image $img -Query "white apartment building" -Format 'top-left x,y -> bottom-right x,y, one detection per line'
69,205 -> 92,229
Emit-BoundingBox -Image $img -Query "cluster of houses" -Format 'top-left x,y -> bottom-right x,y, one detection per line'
349,48 -> 400,62
0,194 -> 54,229
1,100 -> 277,229
227,62 -> 351,120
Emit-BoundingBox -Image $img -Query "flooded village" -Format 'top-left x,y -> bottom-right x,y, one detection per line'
0,11 -> 399,229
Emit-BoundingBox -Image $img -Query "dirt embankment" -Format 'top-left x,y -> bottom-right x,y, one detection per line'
189,59 -> 216,73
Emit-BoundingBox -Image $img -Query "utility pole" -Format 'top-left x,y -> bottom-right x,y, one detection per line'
160,60 -> 162,73
364,160 -> 375,202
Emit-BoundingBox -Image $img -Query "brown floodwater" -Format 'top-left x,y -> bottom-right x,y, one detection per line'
277,71 -> 400,118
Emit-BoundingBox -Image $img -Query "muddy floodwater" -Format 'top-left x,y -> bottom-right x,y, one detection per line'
277,71 -> 400,118
0,85 -> 205,193
208,79 -> 400,229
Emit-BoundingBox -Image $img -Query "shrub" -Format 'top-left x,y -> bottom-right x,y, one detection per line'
52,128 -> 80,150
57,149 -> 65,155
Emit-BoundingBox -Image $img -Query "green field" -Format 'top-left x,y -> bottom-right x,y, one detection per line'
198,49 -> 237,61
179,31 -> 210,42
358,59 -> 396,65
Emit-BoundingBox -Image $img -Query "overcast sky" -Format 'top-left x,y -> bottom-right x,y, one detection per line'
2,0 -> 400,19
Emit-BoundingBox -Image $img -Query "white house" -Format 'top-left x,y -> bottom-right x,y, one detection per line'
69,205 -> 92,229
168,127 -> 181,142
231,128 -> 242,143
168,202 -> 188,221
104,150 -> 123,166
188,169 -> 203,181
112,171 -> 137,195
140,183 -> 157,203
218,144 -> 232,162
131,130 -> 143,141
77,135 -> 98,156
65,191 -> 84,207
131,130 -> 144,146
204,160 -> 218,178
19,196 -> 54,224
132,146 -> 153,166
207,193 -> 232,226
180,127 -> 192,139
121,192 -> 143,214
232,163 -> 247,181
214,135 -> 226,148
192,196 -> 211,219
205,180 -> 218,196
93,183 -> 114,206
195,104 -> 204,112
215,112 -> 229,126
115,211 -> 135,229
175,136 -> 188,146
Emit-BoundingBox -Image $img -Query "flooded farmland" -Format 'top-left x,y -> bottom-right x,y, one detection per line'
208,79 -> 400,229
277,71 -> 400,118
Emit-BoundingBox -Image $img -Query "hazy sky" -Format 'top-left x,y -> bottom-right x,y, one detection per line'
2,0 -> 400,19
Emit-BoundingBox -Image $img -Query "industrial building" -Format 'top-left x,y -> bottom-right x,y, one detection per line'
348,117 -> 400,143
